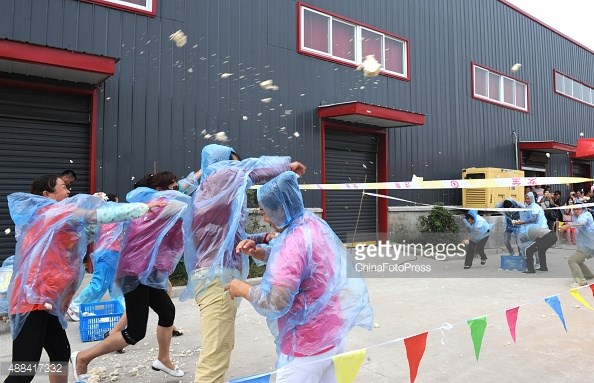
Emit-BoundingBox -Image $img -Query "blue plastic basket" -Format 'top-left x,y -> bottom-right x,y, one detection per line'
500,255 -> 526,271
79,300 -> 124,342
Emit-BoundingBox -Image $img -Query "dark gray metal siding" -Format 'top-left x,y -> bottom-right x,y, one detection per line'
0,0 -> 592,209
0,85 -> 90,260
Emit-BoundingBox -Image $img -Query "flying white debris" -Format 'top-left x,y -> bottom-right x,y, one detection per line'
261,98 -> 272,103
511,63 -> 522,72
356,54 -> 382,77
293,132 -> 300,138
214,132 -> 228,142
220,73 -> 233,79
259,79 -> 279,91
169,30 -> 187,47
242,116 -> 248,121
4,228 -> 11,235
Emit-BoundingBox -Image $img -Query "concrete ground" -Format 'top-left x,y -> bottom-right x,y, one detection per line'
1,243 -> 593,382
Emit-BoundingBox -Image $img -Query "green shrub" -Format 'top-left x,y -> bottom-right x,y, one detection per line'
417,204 -> 460,244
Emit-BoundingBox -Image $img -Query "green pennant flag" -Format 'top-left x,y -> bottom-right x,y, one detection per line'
467,316 -> 487,361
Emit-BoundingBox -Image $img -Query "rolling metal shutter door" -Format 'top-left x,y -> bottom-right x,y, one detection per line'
325,129 -> 377,242
0,85 -> 91,261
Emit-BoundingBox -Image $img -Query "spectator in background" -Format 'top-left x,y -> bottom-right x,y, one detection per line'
60,170 -> 77,189
552,191 -> 562,209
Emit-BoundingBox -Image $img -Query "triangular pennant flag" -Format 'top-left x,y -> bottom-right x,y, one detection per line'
404,332 -> 428,383
228,372 -> 271,383
505,307 -> 520,343
589,283 -> 594,298
467,316 -> 487,361
545,295 -> 567,332
569,288 -> 594,310
333,349 -> 367,383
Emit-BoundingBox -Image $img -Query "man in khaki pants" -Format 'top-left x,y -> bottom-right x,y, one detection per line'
180,144 -> 306,382
559,203 -> 594,287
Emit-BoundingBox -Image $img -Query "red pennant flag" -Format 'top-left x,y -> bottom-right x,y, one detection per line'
404,332 -> 428,383
505,307 -> 520,343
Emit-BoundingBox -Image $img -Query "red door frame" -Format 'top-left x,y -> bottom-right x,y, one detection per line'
320,119 -> 388,237
0,78 -> 98,193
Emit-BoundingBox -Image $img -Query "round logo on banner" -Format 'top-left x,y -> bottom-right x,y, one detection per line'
450,180 -> 459,188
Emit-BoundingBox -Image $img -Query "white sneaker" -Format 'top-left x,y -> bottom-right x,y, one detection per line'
569,280 -> 588,288
67,307 -> 80,322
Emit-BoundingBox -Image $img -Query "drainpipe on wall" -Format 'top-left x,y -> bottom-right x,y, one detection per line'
512,131 -> 519,170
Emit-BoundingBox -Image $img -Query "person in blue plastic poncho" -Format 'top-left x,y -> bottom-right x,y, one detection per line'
72,172 -> 191,382
513,192 -> 548,267
462,210 -> 493,269
5,175 -> 161,383
67,194 -> 125,322
181,144 -> 306,383
559,203 -> 594,287
225,171 -> 373,382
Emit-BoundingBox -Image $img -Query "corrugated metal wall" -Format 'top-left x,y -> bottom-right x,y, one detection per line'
0,0 -> 593,206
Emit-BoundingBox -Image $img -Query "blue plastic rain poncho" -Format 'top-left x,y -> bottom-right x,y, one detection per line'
247,172 -> 373,364
463,210 -> 492,242
495,199 -> 522,233
182,144 -> 291,300
6,193 -> 149,339
69,214 -> 126,314
516,192 -> 548,247
116,187 -> 191,294
566,209 -> 594,257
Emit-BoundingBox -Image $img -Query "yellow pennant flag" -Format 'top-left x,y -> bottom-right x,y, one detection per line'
569,288 -> 594,310
332,349 -> 367,383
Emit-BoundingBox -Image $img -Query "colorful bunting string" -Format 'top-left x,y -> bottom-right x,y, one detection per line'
467,317 -> 488,361
228,284 -> 593,383
403,332 -> 428,383
569,288 -> 593,310
332,349 -> 367,383
544,295 -> 567,332
505,307 -> 520,343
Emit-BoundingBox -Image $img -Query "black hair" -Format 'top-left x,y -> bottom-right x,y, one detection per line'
230,151 -> 241,161
503,200 -> 512,208
30,175 -> 60,196
554,190 -> 561,195
465,213 -> 473,220
106,193 -> 118,202
60,169 -> 77,179
133,171 -> 178,190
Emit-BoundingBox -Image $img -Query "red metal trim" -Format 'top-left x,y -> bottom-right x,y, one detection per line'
320,119 -> 327,220
518,141 -> 576,153
321,120 -> 388,235
498,0 -> 594,56
81,0 -> 157,17
318,102 -> 425,126
0,79 -> 96,194
470,62 -> 530,113
297,2 -> 410,81
0,40 -> 116,76
553,69 -> 594,109
89,89 -> 98,193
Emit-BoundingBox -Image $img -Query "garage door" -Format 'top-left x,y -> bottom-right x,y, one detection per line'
325,129 -> 378,243
0,85 -> 91,262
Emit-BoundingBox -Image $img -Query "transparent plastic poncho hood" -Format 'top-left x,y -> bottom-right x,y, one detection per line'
248,172 -> 374,365
6,193 -> 104,339
181,144 -> 291,301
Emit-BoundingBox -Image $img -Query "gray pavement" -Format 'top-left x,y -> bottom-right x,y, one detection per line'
1,243 -> 593,382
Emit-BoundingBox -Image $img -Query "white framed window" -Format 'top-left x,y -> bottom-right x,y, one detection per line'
299,4 -> 408,79
82,0 -> 156,17
554,70 -> 594,107
472,63 -> 528,112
